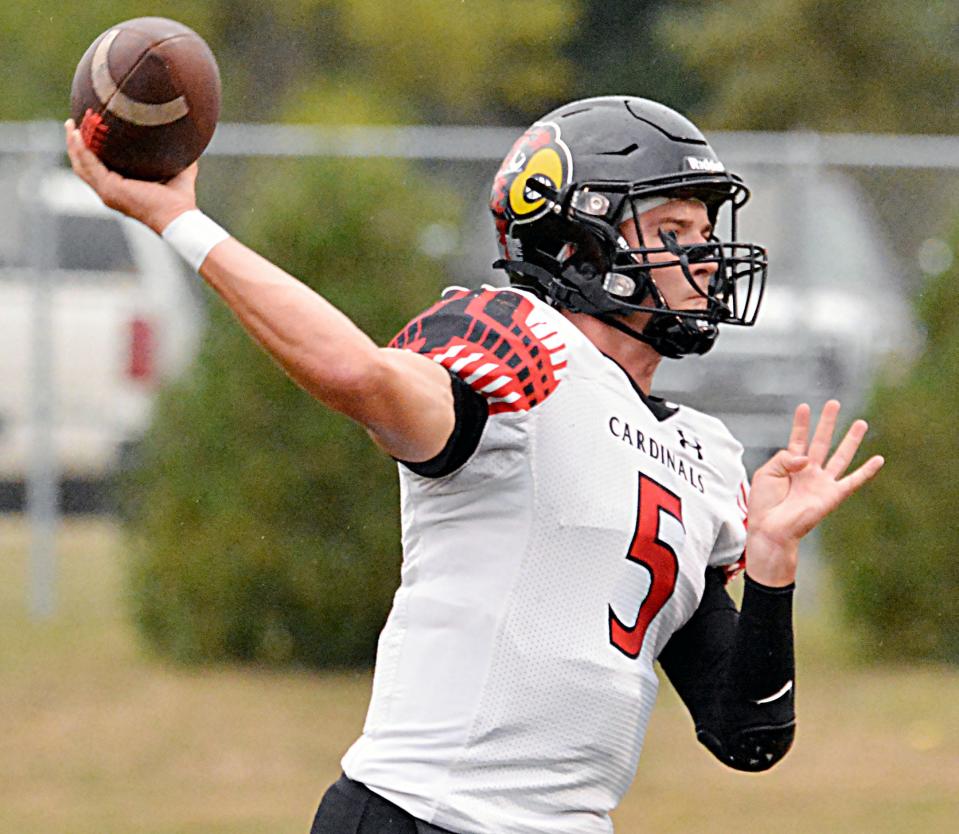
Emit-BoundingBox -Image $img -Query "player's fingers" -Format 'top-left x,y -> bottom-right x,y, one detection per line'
64,118 -> 103,184
64,120 -> 85,173
825,419 -> 868,478
787,402 -> 811,454
65,133 -> 96,186
837,454 -> 885,499
64,118 -> 129,212
762,449 -> 809,478
64,121 -> 78,168
807,399 -> 840,465
785,454 -> 810,473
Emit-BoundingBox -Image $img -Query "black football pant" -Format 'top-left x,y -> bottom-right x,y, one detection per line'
310,774 -> 456,834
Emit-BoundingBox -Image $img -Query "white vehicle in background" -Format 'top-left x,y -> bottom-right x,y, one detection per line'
0,165 -> 203,485
653,166 -> 918,472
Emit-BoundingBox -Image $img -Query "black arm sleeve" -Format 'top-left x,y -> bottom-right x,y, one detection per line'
397,371 -> 489,478
658,568 -> 796,772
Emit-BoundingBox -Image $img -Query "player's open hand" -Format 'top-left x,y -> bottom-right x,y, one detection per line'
744,400 -> 884,586
64,117 -> 197,234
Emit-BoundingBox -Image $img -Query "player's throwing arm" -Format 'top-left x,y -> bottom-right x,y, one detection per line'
63,121 -> 456,464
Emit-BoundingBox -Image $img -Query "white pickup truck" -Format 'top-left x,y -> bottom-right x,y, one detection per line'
0,165 -> 203,481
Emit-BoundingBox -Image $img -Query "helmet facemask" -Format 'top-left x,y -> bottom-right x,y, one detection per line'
503,179 -> 768,358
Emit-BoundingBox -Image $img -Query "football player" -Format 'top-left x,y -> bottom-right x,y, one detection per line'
65,96 -> 883,834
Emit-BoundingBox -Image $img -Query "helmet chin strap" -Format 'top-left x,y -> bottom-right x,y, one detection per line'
492,255 -> 720,358
593,310 -> 718,360
594,312 -> 661,348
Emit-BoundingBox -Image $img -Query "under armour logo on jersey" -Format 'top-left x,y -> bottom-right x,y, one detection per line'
677,430 -> 704,460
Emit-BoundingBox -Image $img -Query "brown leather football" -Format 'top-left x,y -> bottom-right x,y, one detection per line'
70,17 -> 221,181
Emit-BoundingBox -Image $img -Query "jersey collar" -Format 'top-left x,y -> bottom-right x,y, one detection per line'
601,354 -> 679,423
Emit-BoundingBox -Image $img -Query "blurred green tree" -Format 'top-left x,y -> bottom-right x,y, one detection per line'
0,2 -> 215,120
820,222 -> 959,662
316,0 -> 578,123
0,0 -> 577,125
661,0 -> 959,132
563,0 -> 708,115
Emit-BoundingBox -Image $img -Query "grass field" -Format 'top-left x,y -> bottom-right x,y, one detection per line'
1,516 -> 957,834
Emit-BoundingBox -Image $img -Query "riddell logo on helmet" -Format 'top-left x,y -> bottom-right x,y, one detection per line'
683,156 -> 725,173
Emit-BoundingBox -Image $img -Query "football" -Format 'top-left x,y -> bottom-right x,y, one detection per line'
70,17 -> 221,181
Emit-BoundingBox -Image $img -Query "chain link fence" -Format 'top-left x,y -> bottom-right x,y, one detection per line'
2,121 -> 958,612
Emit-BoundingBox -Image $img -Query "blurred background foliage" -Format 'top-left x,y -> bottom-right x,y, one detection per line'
4,0 -> 959,131
661,0 -> 959,132
0,0 -> 577,124
821,215 -> 959,664
4,0 -> 958,665
1,0 -> 693,125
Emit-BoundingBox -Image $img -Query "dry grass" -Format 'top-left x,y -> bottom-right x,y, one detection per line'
1,516 -> 957,833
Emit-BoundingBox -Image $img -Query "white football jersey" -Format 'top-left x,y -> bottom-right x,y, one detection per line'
342,287 -> 749,834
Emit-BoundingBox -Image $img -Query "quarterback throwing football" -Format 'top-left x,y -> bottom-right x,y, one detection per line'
66,97 -> 883,834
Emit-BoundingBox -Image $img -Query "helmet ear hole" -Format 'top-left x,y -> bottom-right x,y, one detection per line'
563,224 -> 607,275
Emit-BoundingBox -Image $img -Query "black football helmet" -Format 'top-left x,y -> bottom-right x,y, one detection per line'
489,96 -> 767,358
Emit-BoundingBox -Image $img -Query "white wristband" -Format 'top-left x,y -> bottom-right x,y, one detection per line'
161,209 -> 230,272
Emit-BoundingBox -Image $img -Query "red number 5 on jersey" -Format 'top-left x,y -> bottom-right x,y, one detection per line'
609,473 -> 683,659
